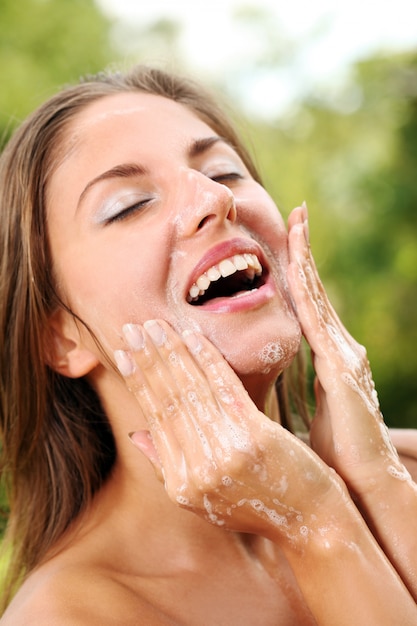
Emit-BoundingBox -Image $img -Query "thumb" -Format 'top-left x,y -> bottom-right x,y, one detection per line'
128,430 -> 164,482
309,378 -> 333,461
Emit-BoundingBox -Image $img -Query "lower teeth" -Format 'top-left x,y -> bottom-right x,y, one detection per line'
233,288 -> 258,298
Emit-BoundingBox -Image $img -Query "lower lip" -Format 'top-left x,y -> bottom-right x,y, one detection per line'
193,277 -> 277,314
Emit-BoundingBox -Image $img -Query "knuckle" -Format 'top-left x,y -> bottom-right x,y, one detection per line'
193,342 -> 217,370
160,391 -> 181,415
191,460 -> 223,491
135,349 -> 160,374
126,376 -> 146,396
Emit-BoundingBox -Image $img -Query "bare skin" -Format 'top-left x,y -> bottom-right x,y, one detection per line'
4,210 -> 417,625
2,94 -> 417,624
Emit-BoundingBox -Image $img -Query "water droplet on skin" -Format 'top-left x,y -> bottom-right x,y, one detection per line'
248,499 -> 288,527
250,499 -> 264,511
176,495 -> 190,506
218,388 -> 234,404
341,372 -> 380,418
326,323 -> 360,369
259,342 -> 284,365
387,464 -> 411,481
203,493 -> 225,526
215,447 -> 223,460
168,351 -> 180,366
187,391 -> 197,404
277,475 -> 288,496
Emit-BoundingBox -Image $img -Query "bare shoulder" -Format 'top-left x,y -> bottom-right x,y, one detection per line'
1,563 -> 175,626
389,428 -> 417,482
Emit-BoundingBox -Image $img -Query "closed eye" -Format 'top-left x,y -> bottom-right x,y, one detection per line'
104,199 -> 152,225
211,172 -> 244,184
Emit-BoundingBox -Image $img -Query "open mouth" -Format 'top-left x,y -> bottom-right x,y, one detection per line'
187,253 -> 266,306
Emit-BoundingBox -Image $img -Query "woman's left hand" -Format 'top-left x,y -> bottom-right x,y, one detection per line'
287,203 -> 405,494
287,203 -> 417,599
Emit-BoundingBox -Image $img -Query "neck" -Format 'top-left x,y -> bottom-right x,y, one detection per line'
240,372 -> 280,420
69,367 -> 282,574
77,438 -> 258,572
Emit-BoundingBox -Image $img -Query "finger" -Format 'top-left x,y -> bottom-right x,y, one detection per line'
288,240 -> 380,417
118,321 -> 228,475
287,202 -> 308,233
114,336 -> 188,483
138,320 -> 263,444
309,379 -> 335,460
128,429 -> 164,482
287,217 -> 361,369
143,322 -> 282,482
182,329 -> 264,425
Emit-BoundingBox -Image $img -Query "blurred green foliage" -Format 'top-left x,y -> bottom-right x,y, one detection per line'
0,0 -> 116,137
249,51 -> 417,427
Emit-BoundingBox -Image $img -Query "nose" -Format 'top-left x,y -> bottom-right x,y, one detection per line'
173,168 -> 237,238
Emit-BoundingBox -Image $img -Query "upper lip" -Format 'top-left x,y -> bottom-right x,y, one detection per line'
185,237 -> 267,303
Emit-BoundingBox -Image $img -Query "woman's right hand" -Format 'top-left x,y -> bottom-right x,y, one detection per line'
115,320 -> 417,625
114,319 -> 348,545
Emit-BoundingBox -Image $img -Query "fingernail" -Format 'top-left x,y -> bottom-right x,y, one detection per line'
123,323 -> 145,351
114,349 -> 135,376
128,431 -> 143,446
144,320 -> 166,346
303,218 -> 310,245
182,329 -> 202,353
301,201 -> 309,244
128,429 -> 152,445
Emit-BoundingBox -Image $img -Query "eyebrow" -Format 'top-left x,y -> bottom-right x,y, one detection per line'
76,135 -> 230,211
77,163 -> 147,211
188,135 -> 226,158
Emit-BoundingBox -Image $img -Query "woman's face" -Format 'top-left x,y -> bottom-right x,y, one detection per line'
47,92 -> 301,395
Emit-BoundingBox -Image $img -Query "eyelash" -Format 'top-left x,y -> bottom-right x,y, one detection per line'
211,172 -> 243,183
104,172 -> 243,225
105,199 -> 151,224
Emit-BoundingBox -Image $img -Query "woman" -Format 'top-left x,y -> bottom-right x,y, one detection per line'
0,65 -> 417,625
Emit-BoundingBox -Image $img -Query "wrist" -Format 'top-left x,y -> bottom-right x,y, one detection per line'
268,474 -> 361,554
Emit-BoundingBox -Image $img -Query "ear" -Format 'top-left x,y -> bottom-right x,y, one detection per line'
46,309 -> 100,378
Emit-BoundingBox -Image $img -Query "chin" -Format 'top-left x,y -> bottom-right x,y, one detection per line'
205,313 -> 302,379
229,332 -> 301,379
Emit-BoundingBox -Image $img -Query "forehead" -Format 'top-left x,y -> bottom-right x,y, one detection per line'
65,91 -> 216,155
48,91 -> 225,217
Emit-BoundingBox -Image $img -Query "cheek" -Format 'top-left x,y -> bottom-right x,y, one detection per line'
54,251 -> 165,348
236,188 -> 288,252
236,191 -> 290,300
200,307 -> 301,378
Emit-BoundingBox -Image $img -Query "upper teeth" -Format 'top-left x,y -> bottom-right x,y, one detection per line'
187,253 -> 262,302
